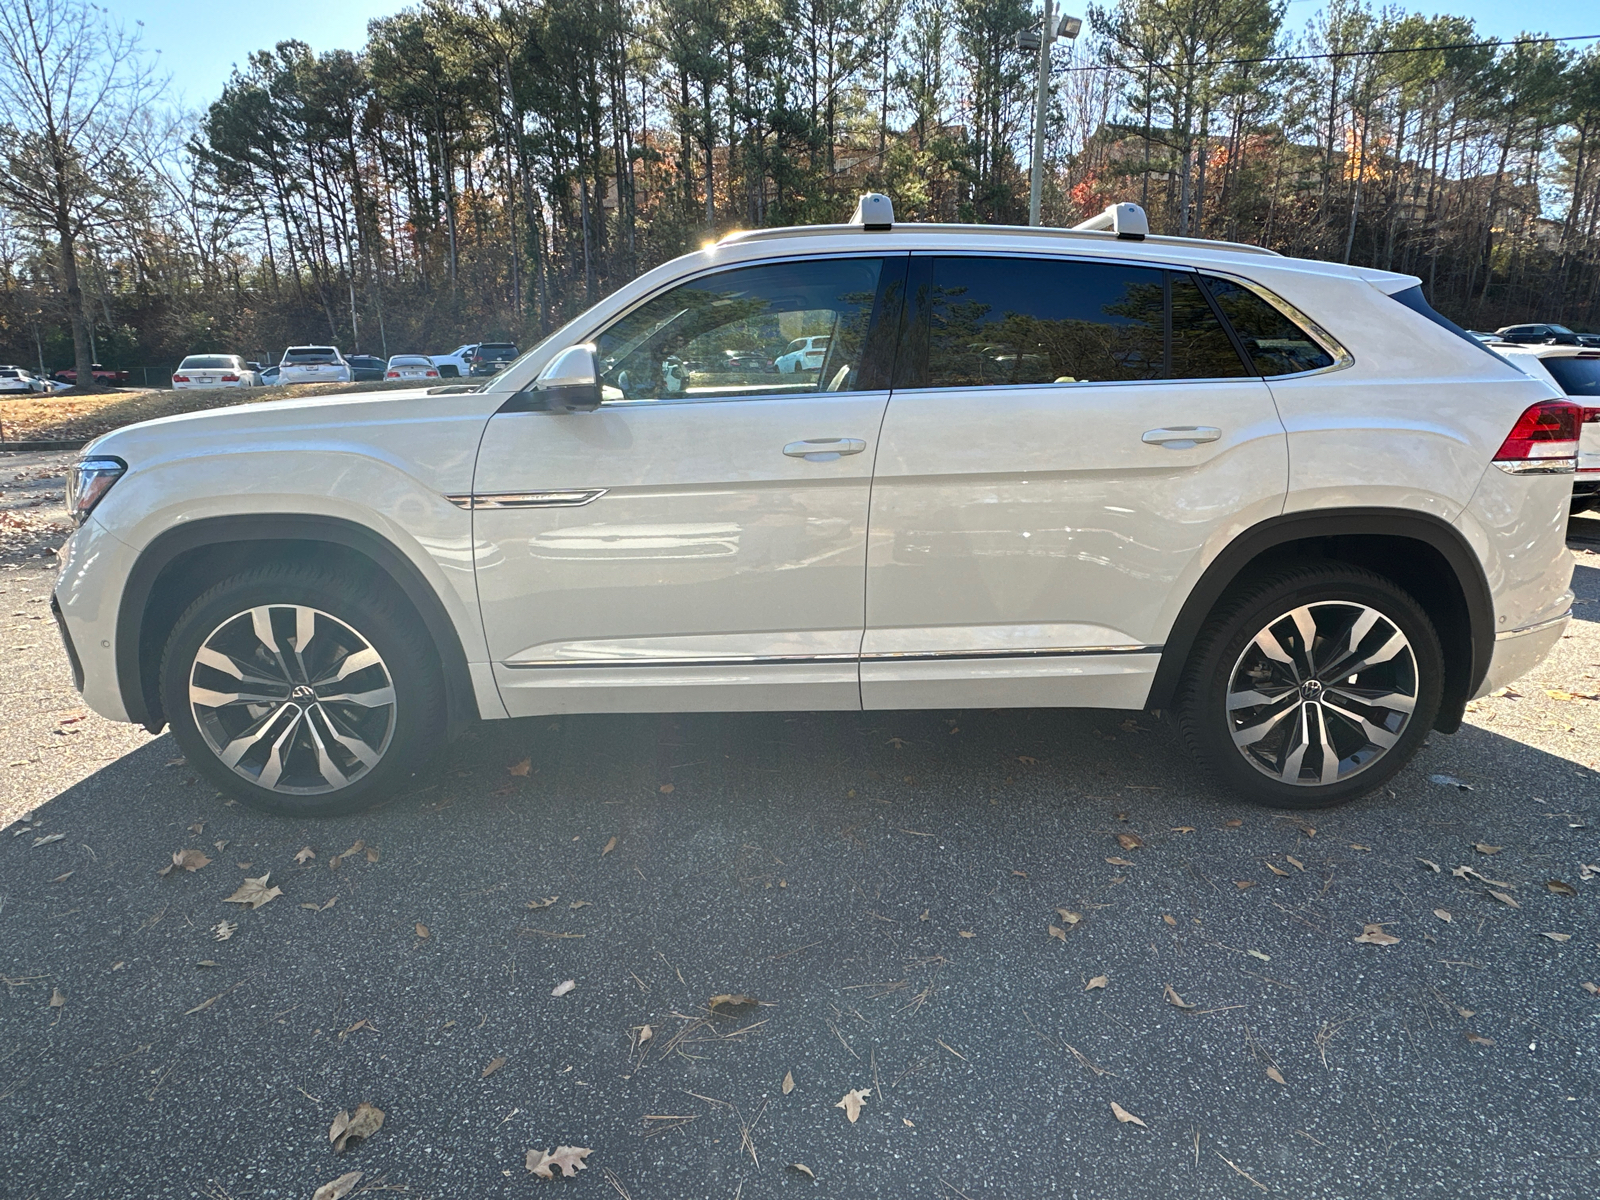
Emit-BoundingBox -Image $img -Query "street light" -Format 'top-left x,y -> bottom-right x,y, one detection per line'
1022,3 -> 1082,226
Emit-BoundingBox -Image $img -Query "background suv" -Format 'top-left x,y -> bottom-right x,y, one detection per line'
277,346 -> 352,385
53,199 -> 1577,817
1494,343 -> 1600,512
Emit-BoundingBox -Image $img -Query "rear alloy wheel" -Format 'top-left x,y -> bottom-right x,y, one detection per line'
1176,565 -> 1443,809
161,564 -> 443,816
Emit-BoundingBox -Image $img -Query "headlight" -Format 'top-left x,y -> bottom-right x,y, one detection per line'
65,457 -> 126,526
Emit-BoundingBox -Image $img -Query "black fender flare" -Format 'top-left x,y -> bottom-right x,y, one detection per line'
1145,508 -> 1493,732
116,513 -> 479,734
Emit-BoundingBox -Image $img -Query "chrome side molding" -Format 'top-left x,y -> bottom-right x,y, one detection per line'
446,489 -> 608,510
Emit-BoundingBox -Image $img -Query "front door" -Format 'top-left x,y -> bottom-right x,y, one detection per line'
473,254 -> 905,716
861,253 -> 1289,710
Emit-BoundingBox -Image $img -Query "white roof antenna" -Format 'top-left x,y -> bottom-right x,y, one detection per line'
850,193 -> 894,231
1071,202 -> 1149,241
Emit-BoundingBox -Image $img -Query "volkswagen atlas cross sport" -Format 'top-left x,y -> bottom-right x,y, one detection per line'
52,197 -> 1578,817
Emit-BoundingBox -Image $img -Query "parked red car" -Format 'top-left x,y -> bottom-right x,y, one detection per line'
52,364 -> 130,386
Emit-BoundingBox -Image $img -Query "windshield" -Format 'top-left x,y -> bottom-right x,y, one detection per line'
1543,356 -> 1600,397
180,356 -> 237,370
284,348 -> 339,364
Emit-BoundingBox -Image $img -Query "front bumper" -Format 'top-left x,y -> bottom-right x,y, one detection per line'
52,516 -> 138,723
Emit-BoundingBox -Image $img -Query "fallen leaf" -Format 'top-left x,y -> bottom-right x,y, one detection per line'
296,846 -> 316,864
1349,844 -> 1371,852
1489,890 -> 1520,909
602,837 -> 618,856
1265,1066 -> 1286,1086
312,1171 -> 363,1200
1085,975 -> 1108,991
568,900 -> 591,909
1474,843 -> 1502,855
1265,861 -> 1290,877
1162,914 -> 1177,927
482,1055 -> 506,1078
300,896 -> 337,912
708,993 -> 760,1010
1170,826 -> 1196,834
1429,774 -> 1473,791
1581,864 -> 1599,881
637,1025 -> 652,1045
32,832 -> 65,847
1054,909 -> 1081,926
1116,833 -> 1143,851
1582,982 -> 1599,996
415,923 -> 430,939
1011,869 -> 1028,878
222,874 -> 281,910
958,930 -> 976,938
1110,1101 -> 1146,1127
508,758 -> 531,776
1434,909 -> 1452,923
197,959 -> 219,968
1546,880 -> 1577,896
1287,855 -> 1305,871
789,1163 -> 816,1180
1224,819 -> 1243,828
49,988 -> 66,1009
1465,1032 -> 1495,1047
1163,983 -> 1196,1011
782,1070 -> 794,1095
1541,932 -> 1572,943
527,896 -> 560,909
1048,924 -> 1066,942
1106,857 -> 1134,867
157,848 -> 211,877
526,1146 -> 592,1179
337,1019 -> 371,1041
1017,755 -> 1037,765
1234,880 -> 1256,890
1247,949 -> 1270,962
213,920 -> 237,940
1354,923 -> 1400,946
1455,1005 -> 1475,1018
658,783 -> 675,794
329,1102 -> 385,1153
1417,858 -> 1440,872
49,871 -> 73,883
364,846 -> 379,863
835,1087 -> 870,1123
551,979 -> 576,997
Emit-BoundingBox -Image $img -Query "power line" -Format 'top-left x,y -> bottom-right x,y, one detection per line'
1063,31 -> 1600,74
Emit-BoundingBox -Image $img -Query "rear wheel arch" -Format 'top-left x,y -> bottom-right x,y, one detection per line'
1148,509 -> 1492,733
117,515 -> 478,736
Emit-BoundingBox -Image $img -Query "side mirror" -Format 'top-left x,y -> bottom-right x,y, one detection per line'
530,343 -> 603,412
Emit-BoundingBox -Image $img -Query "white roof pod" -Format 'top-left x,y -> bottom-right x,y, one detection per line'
1071,202 -> 1149,241
850,193 -> 895,231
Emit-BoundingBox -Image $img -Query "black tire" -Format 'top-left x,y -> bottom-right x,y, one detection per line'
1174,563 -> 1443,809
159,562 -> 445,817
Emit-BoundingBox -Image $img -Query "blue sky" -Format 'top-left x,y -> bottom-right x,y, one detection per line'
108,0 -> 1600,113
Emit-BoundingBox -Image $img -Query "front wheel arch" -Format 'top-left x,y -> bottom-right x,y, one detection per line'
120,516 -> 478,736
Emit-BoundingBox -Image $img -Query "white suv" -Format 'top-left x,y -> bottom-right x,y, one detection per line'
1490,342 -> 1600,513
52,198 -> 1578,817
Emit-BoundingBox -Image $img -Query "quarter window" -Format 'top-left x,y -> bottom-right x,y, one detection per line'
1200,276 -> 1335,375
595,257 -> 888,403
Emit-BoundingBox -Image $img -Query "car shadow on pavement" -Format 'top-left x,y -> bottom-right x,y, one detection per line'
5,699 -> 1597,1199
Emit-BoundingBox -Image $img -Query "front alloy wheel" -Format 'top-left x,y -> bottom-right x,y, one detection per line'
189,604 -> 397,795
161,563 -> 445,816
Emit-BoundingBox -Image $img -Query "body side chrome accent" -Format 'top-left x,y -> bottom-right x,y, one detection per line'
500,644 -> 1162,669
447,489 -> 608,510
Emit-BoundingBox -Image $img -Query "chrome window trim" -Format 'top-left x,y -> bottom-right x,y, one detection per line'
501,645 -> 1162,669
1199,268 -> 1355,379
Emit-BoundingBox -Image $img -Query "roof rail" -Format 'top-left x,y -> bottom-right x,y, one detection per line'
717,220 -> 1281,257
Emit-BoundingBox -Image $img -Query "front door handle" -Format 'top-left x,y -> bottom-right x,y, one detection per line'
1142,426 -> 1222,449
784,438 -> 867,462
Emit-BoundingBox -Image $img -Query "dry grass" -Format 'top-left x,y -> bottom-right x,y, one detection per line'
0,379 -> 434,444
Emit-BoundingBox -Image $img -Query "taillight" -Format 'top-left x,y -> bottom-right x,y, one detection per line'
425,370 -> 438,377
386,371 -> 400,378
1492,399 -> 1582,474
172,375 -> 189,382
220,373 -> 239,382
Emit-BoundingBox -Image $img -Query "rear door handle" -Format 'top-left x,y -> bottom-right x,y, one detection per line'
1142,426 -> 1222,448
784,438 -> 867,462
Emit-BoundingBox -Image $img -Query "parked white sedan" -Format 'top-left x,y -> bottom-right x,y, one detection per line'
278,346 -> 353,385
171,355 -> 261,390
774,335 -> 831,373
385,355 -> 441,382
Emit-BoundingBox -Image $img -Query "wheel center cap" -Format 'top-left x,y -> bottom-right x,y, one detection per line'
290,684 -> 316,703
1299,679 -> 1325,702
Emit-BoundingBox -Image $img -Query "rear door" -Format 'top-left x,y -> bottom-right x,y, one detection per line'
472,253 -> 906,717
861,253 -> 1288,710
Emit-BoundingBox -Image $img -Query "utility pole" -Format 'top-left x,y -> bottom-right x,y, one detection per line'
1021,6 -> 1082,226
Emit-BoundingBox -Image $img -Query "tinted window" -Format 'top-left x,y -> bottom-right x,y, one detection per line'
595,257 -> 889,403
923,257 -> 1164,387
1543,356 -> 1600,397
1171,274 -> 1250,379
1202,277 -> 1335,375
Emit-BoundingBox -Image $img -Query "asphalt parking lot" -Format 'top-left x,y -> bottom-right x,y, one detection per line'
3,453 -> 1597,1199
